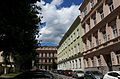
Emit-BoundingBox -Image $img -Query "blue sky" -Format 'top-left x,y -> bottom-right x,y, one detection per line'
36,0 -> 83,46
43,0 -> 83,8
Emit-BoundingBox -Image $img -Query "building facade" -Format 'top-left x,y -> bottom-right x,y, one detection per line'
79,0 -> 120,74
57,16 -> 84,71
36,46 -> 57,70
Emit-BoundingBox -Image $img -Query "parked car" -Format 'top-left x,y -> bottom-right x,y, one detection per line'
63,70 -> 73,76
72,70 -> 84,78
103,71 -> 120,79
84,71 -> 103,79
57,70 -> 64,75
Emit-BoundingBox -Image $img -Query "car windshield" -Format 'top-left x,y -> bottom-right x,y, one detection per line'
76,71 -> 84,73
92,71 -> 102,75
92,71 -> 103,79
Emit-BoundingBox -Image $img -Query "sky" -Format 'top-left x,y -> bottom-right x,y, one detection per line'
36,0 -> 83,46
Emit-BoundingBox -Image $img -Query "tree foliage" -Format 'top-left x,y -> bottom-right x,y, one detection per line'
0,0 -> 40,71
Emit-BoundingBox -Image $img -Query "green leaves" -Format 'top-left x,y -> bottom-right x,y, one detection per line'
0,0 -> 40,71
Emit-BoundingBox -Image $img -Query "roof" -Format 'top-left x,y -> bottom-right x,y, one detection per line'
79,0 -> 89,11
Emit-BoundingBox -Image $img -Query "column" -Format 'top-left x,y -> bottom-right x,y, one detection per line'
100,55 -> 107,66
88,58 -> 93,67
94,56 -> 99,67
77,59 -> 80,69
85,23 -> 89,33
90,17 -> 94,29
106,23 -> 112,40
103,2 -> 110,17
96,10 -> 101,23
84,59 -> 88,68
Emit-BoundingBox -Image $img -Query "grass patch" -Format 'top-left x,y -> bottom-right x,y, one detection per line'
0,72 -> 21,78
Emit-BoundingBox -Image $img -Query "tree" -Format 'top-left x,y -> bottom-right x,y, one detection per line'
0,0 -> 41,72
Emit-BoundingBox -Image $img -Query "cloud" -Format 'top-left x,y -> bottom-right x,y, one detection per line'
36,0 -> 80,45
51,0 -> 63,6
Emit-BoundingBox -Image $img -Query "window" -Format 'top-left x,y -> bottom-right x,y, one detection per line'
71,36 -> 73,42
45,59 -> 47,63
100,9 -> 104,19
75,60 -> 77,69
83,24 -> 86,34
96,37 -> 99,46
92,14 -> 96,25
116,50 -> 120,65
77,29 -> 79,37
98,56 -> 101,66
49,53 -> 51,57
108,0 -> 114,12
93,17 -> 96,25
83,7 -> 87,16
79,59 -> 81,68
88,23 -> 91,30
74,46 -> 76,54
84,40 -> 88,50
117,54 -> 120,65
49,59 -> 51,63
72,61 -> 74,69
112,23 -> 118,38
102,31 -> 107,42
45,53 -> 47,57
109,4 -> 114,12
77,43 -> 80,53
90,0 -> 94,8
88,35 -> 92,49
94,32 -> 99,46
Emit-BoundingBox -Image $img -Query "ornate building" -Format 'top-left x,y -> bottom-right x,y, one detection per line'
36,46 -> 57,70
79,0 -> 120,74
57,16 -> 84,71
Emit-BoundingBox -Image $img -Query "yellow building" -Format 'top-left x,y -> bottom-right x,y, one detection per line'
57,16 -> 84,71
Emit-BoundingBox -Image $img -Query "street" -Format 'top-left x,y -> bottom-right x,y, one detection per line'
53,73 -> 76,79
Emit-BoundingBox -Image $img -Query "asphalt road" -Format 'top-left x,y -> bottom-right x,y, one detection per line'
53,73 -> 76,79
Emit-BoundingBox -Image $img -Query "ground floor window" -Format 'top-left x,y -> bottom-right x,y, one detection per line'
116,50 -> 120,65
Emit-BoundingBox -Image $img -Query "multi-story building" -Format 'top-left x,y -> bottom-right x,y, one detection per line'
79,0 -> 120,74
57,16 -> 84,71
36,46 -> 57,70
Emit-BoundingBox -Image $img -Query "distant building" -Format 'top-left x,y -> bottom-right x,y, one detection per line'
57,16 -> 84,71
79,0 -> 120,74
36,46 -> 57,70
0,51 -> 14,74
